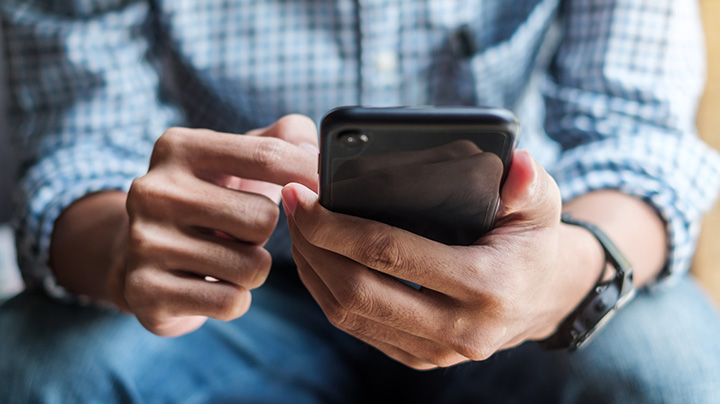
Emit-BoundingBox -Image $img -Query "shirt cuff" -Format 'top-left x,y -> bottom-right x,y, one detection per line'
14,146 -> 145,305
549,133 -> 720,289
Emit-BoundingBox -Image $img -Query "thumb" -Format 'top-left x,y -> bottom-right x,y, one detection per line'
500,150 -> 561,226
282,182 -> 319,220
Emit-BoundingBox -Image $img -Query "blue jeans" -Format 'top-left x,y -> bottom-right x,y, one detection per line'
1,276 -> 719,403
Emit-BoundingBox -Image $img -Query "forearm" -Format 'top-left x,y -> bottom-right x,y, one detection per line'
563,190 -> 666,287
50,191 -> 129,307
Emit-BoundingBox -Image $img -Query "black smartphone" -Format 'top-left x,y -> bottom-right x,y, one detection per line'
319,106 -> 518,246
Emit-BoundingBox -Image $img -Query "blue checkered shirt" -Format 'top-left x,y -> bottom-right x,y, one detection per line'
2,0 -> 719,299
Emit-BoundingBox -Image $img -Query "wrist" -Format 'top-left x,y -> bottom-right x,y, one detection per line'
50,191 -> 129,305
540,215 -> 636,350
550,221 -> 607,328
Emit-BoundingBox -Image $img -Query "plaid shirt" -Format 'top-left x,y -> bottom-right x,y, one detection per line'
2,0 -> 719,299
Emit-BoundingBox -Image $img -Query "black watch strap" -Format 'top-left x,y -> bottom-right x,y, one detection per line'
538,214 -> 635,351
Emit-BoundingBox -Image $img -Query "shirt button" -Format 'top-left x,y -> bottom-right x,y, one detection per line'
375,50 -> 398,73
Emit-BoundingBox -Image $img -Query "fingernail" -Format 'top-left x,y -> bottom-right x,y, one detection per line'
299,142 -> 319,156
282,186 -> 298,216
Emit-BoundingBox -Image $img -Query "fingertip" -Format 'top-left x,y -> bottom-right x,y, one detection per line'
502,150 -> 537,209
281,184 -> 300,216
269,114 -> 319,145
299,142 -> 320,156
282,183 -> 318,216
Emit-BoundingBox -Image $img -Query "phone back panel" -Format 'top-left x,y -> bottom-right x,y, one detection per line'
319,106 -> 517,245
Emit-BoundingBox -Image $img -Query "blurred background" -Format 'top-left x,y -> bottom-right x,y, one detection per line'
1,3 -> 720,303
0,22 -> 12,222
0,23 -> 23,302
695,0 -> 720,304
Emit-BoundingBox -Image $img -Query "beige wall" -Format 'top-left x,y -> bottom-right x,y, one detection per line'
695,0 -> 720,305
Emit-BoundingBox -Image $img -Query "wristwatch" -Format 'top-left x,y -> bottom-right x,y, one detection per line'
538,214 -> 636,351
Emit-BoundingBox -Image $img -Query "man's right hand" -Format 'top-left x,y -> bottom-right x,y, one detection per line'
51,115 -> 319,337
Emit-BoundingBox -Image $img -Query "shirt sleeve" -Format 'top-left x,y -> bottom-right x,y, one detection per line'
543,0 -> 720,287
1,0 -> 185,301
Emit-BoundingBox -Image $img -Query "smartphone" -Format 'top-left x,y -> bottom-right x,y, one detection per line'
319,106 -> 518,246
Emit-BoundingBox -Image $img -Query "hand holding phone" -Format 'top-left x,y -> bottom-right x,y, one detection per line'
319,106 -> 517,245
285,109 -> 576,370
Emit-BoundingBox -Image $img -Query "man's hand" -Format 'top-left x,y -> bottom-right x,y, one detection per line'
283,150 -> 607,369
51,115 -> 319,337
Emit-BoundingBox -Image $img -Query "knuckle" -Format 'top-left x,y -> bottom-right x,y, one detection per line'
127,225 -> 152,253
427,349 -> 462,368
356,231 -> 405,271
126,174 -> 175,215
449,332 -> 498,362
137,310 -> 174,333
252,137 -> 288,168
337,280 -> 375,317
468,346 -> 495,362
249,199 -> 280,239
124,268 -> 159,308
442,316 -> 494,362
128,171 -> 192,223
245,248 -> 272,289
213,290 -> 252,321
324,302 -> 347,326
152,127 -> 189,162
126,176 -> 153,214
453,340 -> 494,362
161,127 -> 190,147
324,301 -> 353,330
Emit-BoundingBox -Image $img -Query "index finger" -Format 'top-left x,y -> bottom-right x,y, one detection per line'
249,114 -> 319,149
283,183 -> 484,294
152,127 -> 319,192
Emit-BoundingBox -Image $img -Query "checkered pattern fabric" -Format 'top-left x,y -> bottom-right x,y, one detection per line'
2,0 -> 718,299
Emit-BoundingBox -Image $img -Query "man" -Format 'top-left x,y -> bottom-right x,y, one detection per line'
1,0 -> 719,402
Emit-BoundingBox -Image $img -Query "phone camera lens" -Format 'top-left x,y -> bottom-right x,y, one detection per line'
338,132 -> 369,148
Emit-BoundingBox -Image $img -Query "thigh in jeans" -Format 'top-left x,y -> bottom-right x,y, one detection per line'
416,276 -> 720,404
0,284 -> 372,404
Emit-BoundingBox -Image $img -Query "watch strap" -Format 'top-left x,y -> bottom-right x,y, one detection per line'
538,214 -> 635,351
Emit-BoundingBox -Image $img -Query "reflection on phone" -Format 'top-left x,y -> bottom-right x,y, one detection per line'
328,140 -> 503,246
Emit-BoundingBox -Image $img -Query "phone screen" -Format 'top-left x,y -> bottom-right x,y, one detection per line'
319,107 -> 517,245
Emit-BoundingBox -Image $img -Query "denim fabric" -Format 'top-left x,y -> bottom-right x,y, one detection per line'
1,275 -> 718,403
